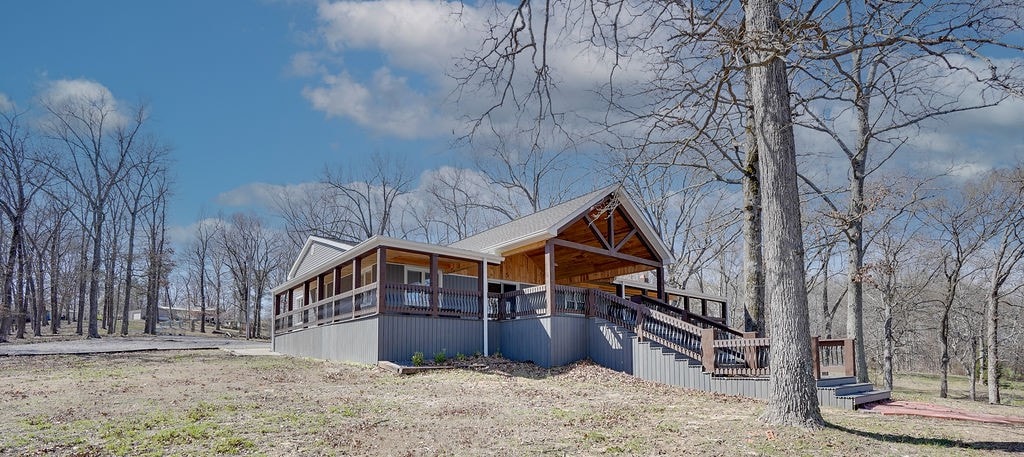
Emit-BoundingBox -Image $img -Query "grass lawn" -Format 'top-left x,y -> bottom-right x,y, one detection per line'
0,350 -> 1021,456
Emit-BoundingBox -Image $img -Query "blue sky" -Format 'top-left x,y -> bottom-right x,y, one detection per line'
0,0 -> 461,233
3,0 -> 1023,245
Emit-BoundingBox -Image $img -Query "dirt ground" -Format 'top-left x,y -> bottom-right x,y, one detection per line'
0,350 -> 1022,456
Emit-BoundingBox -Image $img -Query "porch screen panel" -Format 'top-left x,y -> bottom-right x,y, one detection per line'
441,274 -> 477,291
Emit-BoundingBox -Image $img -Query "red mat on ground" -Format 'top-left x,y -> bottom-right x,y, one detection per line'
860,400 -> 1024,425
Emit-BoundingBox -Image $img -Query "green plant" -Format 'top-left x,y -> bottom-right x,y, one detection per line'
492,351 -> 502,358
411,352 -> 425,366
455,352 -> 466,361
434,349 -> 447,364
473,351 -> 482,357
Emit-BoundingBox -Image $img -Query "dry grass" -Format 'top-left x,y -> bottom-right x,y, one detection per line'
0,351 -> 1022,456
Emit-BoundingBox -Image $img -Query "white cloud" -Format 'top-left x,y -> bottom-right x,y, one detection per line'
0,93 -> 12,111
216,181 -> 330,209
315,0 -> 481,74
302,67 -> 453,139
39,79 -> 127,127
288,51 -> 324,77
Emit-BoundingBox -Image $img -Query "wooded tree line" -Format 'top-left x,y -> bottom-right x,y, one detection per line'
0,91 -> 173,341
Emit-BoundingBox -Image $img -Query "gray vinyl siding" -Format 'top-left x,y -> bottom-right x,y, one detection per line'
295,242 -> 343,278
273,316 -> 379,364
549,315 -> 589,367
378,315 -> 486,362
498,317 -> 552,367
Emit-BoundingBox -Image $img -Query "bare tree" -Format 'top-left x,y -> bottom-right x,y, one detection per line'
0,109 -> 47,341
979,169 -> 1024,404
41,93 -> 146,339
925,177 -> 1001,398
322,153 -> 414,240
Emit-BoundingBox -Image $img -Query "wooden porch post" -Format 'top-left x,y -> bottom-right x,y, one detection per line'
843,338 -> 856,378
545,240 -> 556,315
317,274 -> 325,301
615,283 -> 625,299
701,328 -> 716,373
811,337 -> 821,380
377,247 -> 387,312
656,267 -> 666,301
352,256 -> 362,315
333,266 -> 341,295
430,253 -> 439,316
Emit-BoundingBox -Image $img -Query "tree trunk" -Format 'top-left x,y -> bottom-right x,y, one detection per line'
199,263 -> 207,333
939,300 -> 951,398
745,0 -> 823,427
87,207 -> 104,339
121,215 -> 138,336
103,240 -> 117,334
76,229 -> 88,336
15,235 -> 27,339
741,124 -> 765,336
846,168 -> 869,382
882,288 -> 895,391
986,275 -> 1001,404
49,228 -> 61,335
0,220 -> 20,343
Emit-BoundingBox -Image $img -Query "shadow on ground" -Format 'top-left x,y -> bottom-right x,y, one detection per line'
827,422 -> 1024,453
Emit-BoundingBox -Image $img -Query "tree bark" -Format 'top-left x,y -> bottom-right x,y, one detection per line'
745,0 -> 823,427
986,262 -> 1001,404
121,215 -> 137,336
742,118 -> 765,336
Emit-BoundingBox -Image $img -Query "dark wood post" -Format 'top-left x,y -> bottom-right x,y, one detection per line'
334,266 -> 341,295
352,256 -> 362,316
430,253 -> 439,317
843,338 -> 856,378
317,274 -> 325,302
742,331 -> 758,370
615,283 -> 625,299
701,328 -> 716,373
377,247 -> 387,312
810,337 -> 821,380
700,298 -> 708,317
682,296 -> 689,314
477,261 -> 486,319
656,267 -> 665,301
720,301 -> 728,323
544,240 -> 555,316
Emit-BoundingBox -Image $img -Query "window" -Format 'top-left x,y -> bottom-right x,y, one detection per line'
361,267 -> 377,286
406,267 -> 431,285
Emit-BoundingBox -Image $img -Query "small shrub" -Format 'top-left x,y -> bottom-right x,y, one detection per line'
473,351 -> 482,357
411,352 -> 425,366
492,351 -> 502,359
455,353 -> 466,361
434,350 -> 448,364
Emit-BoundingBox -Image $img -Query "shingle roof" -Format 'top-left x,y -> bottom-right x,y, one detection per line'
449,185 -> 618,254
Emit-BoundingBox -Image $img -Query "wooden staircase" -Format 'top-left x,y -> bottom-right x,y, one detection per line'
583,289 -> 890,410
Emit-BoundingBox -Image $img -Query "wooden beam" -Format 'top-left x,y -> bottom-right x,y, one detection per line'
551,238 -> 662,268
656,267 -> 665,301
614,205 -> 663,262
377,247 -> 387,311
430,253 -> 439,316
607,210 -> 615,247
584,214 -> 612,250
545,240 -> 555,315
478,260 -> 486,319
613,228 -> 637,252
333,266 -> 341,295
352,256 -> 362,313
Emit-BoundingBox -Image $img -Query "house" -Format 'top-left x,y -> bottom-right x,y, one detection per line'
271,186 -> 889,409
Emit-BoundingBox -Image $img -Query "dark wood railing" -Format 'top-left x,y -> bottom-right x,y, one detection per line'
275,282 -> 855,380
812,337 -> 856,379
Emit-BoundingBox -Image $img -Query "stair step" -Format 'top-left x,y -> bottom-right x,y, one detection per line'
833,382 -> 874,396
848,390 -> 891,406
817,376 -> 856,388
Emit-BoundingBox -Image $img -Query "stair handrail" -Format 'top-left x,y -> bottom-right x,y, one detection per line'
631,294 -> 743,338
